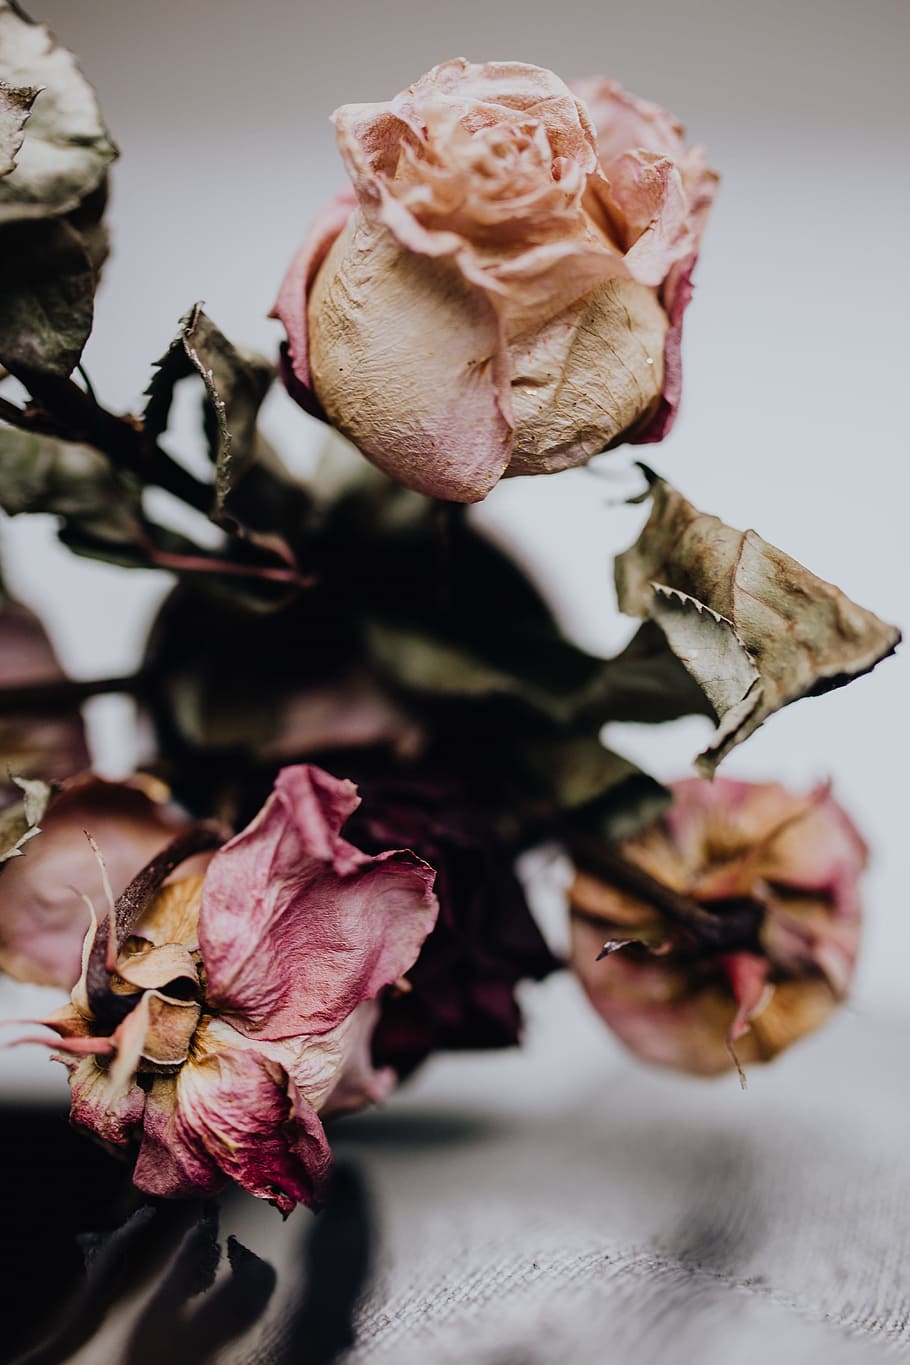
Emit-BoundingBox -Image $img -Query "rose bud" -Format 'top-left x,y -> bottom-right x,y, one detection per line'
22,765 -> 437,1212
273,59 -> 717,503
568,778 -> 865,1078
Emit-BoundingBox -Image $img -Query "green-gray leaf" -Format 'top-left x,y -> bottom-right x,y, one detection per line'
0,423 -> 142,547
0,775 -> 51,863
0,1 -> 117,223
615,469 -> 902,774
145,303 -> 273,513
0,216 -> 95,374
0,77 -> 36,178
518,732 -> 670,842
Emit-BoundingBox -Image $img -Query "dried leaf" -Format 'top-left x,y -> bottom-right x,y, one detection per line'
584,620 -> 715,725
0,216 -> 95,374
517,732 -> 670,841
0,423 -> 143,547
0,774 -> 51,863
145,304 -> 273,510
615,469 -> 901,773
0,1 -> 117,224
0,77 -> 37,178
364,616 -> 606,726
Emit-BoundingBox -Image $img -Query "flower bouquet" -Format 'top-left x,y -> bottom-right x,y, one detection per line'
0,6 -> 900,1359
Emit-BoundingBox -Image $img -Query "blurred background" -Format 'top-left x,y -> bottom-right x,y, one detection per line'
1,0 -> 907,1083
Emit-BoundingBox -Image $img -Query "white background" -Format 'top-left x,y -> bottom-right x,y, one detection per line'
2,0 -> 907,1053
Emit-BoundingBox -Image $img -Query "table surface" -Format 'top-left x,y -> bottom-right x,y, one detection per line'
188,974 -> 909,1365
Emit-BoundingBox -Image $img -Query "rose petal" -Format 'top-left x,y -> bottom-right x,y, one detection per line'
141,992 -> 202,1067
0,777 -> 189,992
199,765 -> 437,1041
306,209 -> 513,502
132,874 -> 207,951
507,274 -> 666,476
115,942 -> 199,993
319,999 -> 397,1118
69,1055 -> 145,1148
721,951 -> 773,1042
135,1019 -> 332,1212
270,186 -> 356,417
134,1074 -> 224,1201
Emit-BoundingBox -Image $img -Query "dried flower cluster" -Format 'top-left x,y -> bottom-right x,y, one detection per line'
0,4 -> 900,1221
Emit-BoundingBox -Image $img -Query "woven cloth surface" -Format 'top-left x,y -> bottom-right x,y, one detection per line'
208,975 -> 910,1365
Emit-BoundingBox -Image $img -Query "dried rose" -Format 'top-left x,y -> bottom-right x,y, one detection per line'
30,765 -> 437,1212
0,774 -> 186,990
569,778 -> 865,1077
344,777 -> 559,1079
273,59 -> 716,502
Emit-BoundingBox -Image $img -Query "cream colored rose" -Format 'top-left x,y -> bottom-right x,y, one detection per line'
273,59 -> 717,502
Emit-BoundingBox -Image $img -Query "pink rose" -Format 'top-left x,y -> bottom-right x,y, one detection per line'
20,765 -> 437,1211
569,779 -> 865,1077
273,59 -> 717,502
0,775 -> 189,990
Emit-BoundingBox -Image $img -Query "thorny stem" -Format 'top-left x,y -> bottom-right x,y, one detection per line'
3,367 -> 312,586
10,367 -> 213,514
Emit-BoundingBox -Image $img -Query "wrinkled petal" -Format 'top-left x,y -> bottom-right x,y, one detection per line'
571,77 -> 689,164
140,992 -> 202,1067
68,1055 -> 146,1148
270,187 -> 356,419
319,1000 -> 396,1118
570,777 -> 864,1076
0,776 -> 190,991
507,274 -> 666,476
115,941 -> 199,993
277,61 -> 716,498
306,210 -> 513,502
597,151 -> 692,286
199,765 -> 438,1040
134,1073 -> 224,1201
132,873 -> 207,951
134,1019 -> 332,1212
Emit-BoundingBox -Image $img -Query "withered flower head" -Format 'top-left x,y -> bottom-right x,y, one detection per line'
344,778 -> 559,1079
569,778 -> 866,1078
19,765 -> 437,1212
273,59 -> 716,502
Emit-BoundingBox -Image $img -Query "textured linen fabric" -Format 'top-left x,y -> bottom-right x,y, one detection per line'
204,974 -> 910,1365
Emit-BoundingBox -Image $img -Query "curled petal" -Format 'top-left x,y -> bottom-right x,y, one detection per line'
141,993 -> 202,1067
306,210 -> 513,502
319,1000 -> 397,1118
270,187 -> 356,418
597,152 -> 692,286
115,942 -> 199,994
134,1074 -> 224,1200
69,1055 -> 146,1147
199,765 -> 438,1040
132,874 -> 207,951
571,77 -> 689,164
135,1020 -> 332,1212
